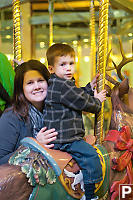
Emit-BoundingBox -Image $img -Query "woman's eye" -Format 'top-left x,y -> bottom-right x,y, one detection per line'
38,79 -> 45,82
27,81 -> 33,85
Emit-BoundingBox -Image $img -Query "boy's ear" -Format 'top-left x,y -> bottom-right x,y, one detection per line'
48,65 -> 54,73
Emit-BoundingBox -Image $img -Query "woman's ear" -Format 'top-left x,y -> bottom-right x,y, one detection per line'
48,65 -> 54,73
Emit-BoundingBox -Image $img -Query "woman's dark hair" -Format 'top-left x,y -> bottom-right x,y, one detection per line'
12,59 -> 50,120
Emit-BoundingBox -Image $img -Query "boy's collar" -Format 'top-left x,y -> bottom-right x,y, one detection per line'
51,73 -> 75,81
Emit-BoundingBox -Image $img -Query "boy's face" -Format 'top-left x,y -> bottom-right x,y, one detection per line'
49,55 -> 75,80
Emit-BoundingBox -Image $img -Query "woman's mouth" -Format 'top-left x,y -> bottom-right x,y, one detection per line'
32,90 -> 44,95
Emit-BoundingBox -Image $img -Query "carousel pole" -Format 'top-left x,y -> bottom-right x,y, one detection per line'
90,0 -> 96,79
90,0 -> 97,136
95,0 -> 109,144
12,0 -> 22,63
76,36 -> 81,87
48,0 -> 54,46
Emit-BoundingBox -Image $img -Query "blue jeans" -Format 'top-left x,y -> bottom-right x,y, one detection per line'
53,139 -> 103,184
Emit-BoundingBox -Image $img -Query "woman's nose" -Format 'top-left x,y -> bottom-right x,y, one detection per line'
34,82 -> 40,89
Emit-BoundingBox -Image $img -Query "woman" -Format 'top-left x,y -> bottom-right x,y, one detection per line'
0,60 -> 58,165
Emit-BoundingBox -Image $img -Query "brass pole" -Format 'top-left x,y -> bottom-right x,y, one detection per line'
12,0 -> 22,62
95,0 -> 109,144
90,0 -> 96,79
76,38 -> 81,87
48,0 -> 54,46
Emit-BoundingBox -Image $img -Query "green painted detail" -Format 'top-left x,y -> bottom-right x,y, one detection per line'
9,146 -> 56,187
0,52 -> 15,110
29,178 -> 77,200
9,147 -> 30,165
95,144 -> 110,199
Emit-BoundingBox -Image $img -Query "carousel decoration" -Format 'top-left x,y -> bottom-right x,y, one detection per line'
48,0 -> 54,46
90,0 -> 96,79
75,37 -> 81,87
12,0 -> 22,63
95,0 -> 109,144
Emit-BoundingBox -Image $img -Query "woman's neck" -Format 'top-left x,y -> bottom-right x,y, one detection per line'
32,102 -> 43,113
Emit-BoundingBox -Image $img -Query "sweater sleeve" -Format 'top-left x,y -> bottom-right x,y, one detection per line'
81,82 -> 94,96
0,111 -> 21,165
60,80 -> 101,113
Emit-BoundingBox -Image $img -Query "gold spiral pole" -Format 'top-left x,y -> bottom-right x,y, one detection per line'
76,39 -> 81,87
90,0 -> 96,79
48,0 -> 54,46
12,0 -> 22,62
95,0 -> 109,144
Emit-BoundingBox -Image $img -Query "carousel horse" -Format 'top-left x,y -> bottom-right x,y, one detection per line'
0,124 -> 132,200
0,134 -> 110,200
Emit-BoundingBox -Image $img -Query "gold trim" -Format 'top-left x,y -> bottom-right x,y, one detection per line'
12,0 -> 22,61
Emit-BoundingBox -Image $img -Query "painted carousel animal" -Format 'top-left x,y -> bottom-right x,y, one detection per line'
0,52 -> 15,116
1,40 -> 133,200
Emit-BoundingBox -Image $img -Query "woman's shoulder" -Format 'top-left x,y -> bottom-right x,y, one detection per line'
0,108 -> 22,122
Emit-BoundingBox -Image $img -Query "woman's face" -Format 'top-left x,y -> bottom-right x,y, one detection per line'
23,70 -> 48,107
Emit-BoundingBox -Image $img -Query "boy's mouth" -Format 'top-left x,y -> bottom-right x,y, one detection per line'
66,73 -> 72,77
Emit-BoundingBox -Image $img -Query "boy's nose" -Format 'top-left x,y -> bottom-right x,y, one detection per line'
66,65 -> 71,70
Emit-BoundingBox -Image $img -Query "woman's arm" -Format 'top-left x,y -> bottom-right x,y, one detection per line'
0,111 -> 21,165
0,110 -> 58,165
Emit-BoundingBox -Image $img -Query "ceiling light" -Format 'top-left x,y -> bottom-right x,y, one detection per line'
128,33 -> 133,37
6,26 -> 10,30
83,38 -> 89,43
5,35 -> 11,39
6,54 -> 13,60
84,56 -> 90,62
73,40 -> 78,45
75,56 -> 78,62
40,42 -> 45,48
40,58 -> 45,63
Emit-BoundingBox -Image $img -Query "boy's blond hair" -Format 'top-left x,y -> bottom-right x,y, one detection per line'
46,43 -> 75,66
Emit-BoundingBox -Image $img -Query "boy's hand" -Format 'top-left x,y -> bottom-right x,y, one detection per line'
94,89 -> 106,103
90,73 -> 99,90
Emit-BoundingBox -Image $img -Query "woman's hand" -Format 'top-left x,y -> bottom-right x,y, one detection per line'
36,127 -> 58,148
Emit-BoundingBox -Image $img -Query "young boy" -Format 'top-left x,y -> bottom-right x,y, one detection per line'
44,43 -> 106,200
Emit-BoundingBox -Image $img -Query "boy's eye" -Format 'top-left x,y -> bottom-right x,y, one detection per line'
70,62 -> 74,65
61,63 -> 65,66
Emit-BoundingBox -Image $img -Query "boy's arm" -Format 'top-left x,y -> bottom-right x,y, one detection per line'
81,83 -> 94,96
60,80 -> 102,114
81,74 -> 99,96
